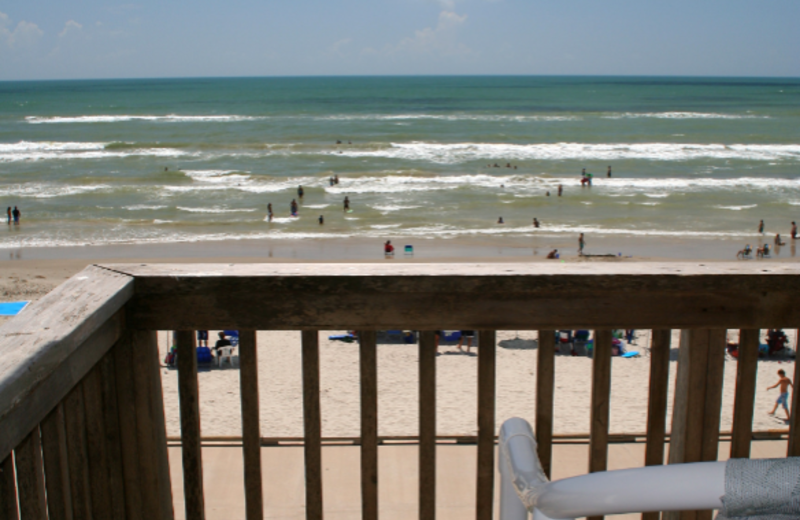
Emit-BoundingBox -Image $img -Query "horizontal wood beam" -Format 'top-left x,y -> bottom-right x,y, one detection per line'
99,263 -> 800,330
0,266 -> 132,461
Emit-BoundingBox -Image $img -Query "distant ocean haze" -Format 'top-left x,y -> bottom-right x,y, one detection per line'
0,76 -> 798,249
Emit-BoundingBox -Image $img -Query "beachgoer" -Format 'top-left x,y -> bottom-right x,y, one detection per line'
792,222 -> 797,239
319,215 -> 324,225
546,191 -> 550,197
344,196 -> 350,211
197,330 -> 209,348
757,243 -> 770,258
493,163 -> 499,168
558,185 -> 563,197
457,330 -> 475,353
290,199 -> 298,216
776,234 -> 786,246
533,218 -> 540,228
607,166 -> 612,178
214,332 -> 232,356
768,369 -> 793,419
12,206 -> 20,225
759,220 -> 765,234
336,140 -> 342,144
329,176 -> 335,186
384,240 -> 394,255
582,168 -> 586,177
506,163 -> 511,168
298,186 -> 304,198
587,173 -> 593,186
267,203 -> 274,222
334,175 -> 339,185
737,244 -> 752,259
546,249 -> 558,259
497,217 -> 504,224
578,233 -> 585,255
6,207 -> 10,225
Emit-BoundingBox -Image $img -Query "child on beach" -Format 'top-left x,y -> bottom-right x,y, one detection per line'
767,369 -> 793,419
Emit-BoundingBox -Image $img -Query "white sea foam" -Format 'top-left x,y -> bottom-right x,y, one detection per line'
304,204 -> 330,209
370,204 -> 422,213
713,204 -> 758,211
177,206 -> 258,214
602,112 -> 767,120
124,205 -> 168,211
370,224 -> 402,229
334,142 -> 800,163
266,217 -> 297,223
0,183 -> 112,198
314,114 -> 580,122
25,114 -> 264,124
153,219 -> 174,224
183,170 -> 252,184
0,140 -> 190,162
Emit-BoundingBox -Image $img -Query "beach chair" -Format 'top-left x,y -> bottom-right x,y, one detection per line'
216,346 -> 236,368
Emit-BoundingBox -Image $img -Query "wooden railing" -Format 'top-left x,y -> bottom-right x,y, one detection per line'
0,262 -> 799,520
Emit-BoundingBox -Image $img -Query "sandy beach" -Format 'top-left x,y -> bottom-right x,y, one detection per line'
0,249 -> 795,440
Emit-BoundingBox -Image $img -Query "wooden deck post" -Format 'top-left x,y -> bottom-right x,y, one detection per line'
301,331 -> 323,520
731,329 -> 759,459
588,330 -> 612,520
63,384 -> 92,520
40,404 -> 72,520
476,330 -> 496,520
536,330 -> 555,479
360,331 -> 379,520
14,428 -> 47,519
789,330 -> 800,457
642,329 -> 671,520
418,331 -> 436,520
666,329 -> 726,520
112,335 -> 143,520
238,330 -> 263,520
176,330 -> 205,520
0,452 -> 17,520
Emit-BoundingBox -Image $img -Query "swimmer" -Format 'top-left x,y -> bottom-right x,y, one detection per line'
334,175 -> 339,184
493,163 -> 499,168
343,196 -> 350,211
329,176 -> 335,186
759,220 -> 765,234
497,217 -> 504,224
336,140 -> 342,144
533,218 -> 540,228
775,233 -> 786,246
558,184 -> 563,197
319,215 -> 324,225
546,191 -> 550,197
578,233 -> 585,256
792,221 -> 797,239
290,199 -> 298,216
546,249 -> 558,259
607,166 -> 612,178
267,203 -> 274,222
298,185 -> 304,198
506,163 -> 511,168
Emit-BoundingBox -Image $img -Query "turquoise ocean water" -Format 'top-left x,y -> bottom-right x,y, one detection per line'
0,76 -> 799,249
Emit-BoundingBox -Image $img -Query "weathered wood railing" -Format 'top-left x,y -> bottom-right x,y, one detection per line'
0,263 -> 799,520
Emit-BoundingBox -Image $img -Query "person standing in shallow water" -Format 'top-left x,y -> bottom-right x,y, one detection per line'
759,220 -> 765,234
298,185 -> 304,199
290,199 -> 298,216
343,196 -> 350,211
791,221 -> 797,239
12,206 -> 20,225
607,166 -> 612,178
578,233 -> 585,255
6,207 -> 10,225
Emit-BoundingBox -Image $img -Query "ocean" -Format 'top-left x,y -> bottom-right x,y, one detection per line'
0,76 -> 799,250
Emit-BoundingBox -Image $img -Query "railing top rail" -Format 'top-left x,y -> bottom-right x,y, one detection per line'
101,262 -> 800,330
0,265 -> 133,460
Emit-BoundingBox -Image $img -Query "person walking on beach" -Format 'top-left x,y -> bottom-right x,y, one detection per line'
12,206 -> 20,225
759,220 -> 765,234
578,233 -> 586,256
792,221 -> 797,240
343,196 -> 350,212
290,199 -> 298,216
298,185 -> 304,199
607,166 -> 612,178
767,369 -> 793,420
6,207 -> 10,225
457,330 -> 475,353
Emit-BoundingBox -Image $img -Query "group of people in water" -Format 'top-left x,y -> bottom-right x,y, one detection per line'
737,220 -> 798,259
265,183 -> 351,223
6,207 -> 20,225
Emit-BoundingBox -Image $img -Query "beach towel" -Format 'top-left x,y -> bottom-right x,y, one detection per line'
0,301 -> 28,316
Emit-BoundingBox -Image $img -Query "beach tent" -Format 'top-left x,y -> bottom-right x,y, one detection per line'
0,301 -> 28,316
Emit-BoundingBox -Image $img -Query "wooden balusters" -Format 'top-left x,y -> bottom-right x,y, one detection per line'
418,331 -> 437,520
83,366 -> 116,519
588,330 -> 612,520
176,330 -> 205,520
789,329 -> 800,457
14,428 -> 47,519
476,330 -> 496,520
642,329 -> 671,520
359,331 -> 379,520
301,331 -> 323,520
63,384 -> 92,519
113,334 -> 143,520
536,330 -> 556,479
731,329 -> 759,459
40,405 -> 72,520
0,452 -> 17,520
239,331 -> 264,520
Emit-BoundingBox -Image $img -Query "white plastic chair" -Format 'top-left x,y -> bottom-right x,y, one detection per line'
216,346 -> 236,368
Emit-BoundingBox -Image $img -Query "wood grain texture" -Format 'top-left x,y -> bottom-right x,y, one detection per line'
700,330 -> 727,464
82,367 -> 114,519
0,453 -> 17,520
789,329 -> 800,457
176,330 -> 204,520
536,330 -> 555,479
588,330 -> 613,520
40,405 -> 72,520
418,331 -> 436,520
14,428 -> 47,520
112,335 -> 143,520
63,385 -> 92,520
301,331 -> 322,520
476,330 -> 496,520
359,331 -> 378,520
97,351 -> 127,520
105,262 -> 800,330
641,330 -> 671,520
0,265 -> 133,461
731,330 -> 760,459
238,330 -> 263,520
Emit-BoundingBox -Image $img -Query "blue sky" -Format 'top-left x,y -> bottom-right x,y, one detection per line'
1,0 -> 798,80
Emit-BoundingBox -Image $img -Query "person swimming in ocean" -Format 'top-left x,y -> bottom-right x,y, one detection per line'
759,220 -> 765,234
533,218 -> 540,228
558,184 -> 563,197
290,199 -> 298,216
319,215 -> 324,225
497,217 -> 504,224
343,196 -> 350,211
298,185 -> 304,198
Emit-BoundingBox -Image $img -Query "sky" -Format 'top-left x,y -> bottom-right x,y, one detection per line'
0,0 -> 798,81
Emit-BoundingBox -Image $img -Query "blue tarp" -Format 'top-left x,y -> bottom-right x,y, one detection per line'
0,301 -> 28,316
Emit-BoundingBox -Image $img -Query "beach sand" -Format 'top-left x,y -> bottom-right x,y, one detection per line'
0,248 -> 794,439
